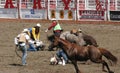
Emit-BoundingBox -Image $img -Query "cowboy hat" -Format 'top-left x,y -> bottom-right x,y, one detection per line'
36,23 -> 41,27
78,28 -> 82,32
51,18 -> 56,21
22,28 -> 29,33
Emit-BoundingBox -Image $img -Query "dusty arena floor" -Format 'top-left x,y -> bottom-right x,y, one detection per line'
0,19 -> 120,73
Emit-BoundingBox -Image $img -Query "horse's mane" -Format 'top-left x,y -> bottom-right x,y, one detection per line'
58,37 -> 71,44
57,37 -> 78,53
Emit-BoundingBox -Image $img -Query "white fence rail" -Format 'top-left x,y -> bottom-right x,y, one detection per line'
0,0 -> 119,21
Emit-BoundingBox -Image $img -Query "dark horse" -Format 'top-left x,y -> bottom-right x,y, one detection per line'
53,36 -> 117,73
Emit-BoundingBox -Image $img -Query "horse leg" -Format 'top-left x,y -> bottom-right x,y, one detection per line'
71,60 -> 81,73
91,59 -> 114,73
102,60 -> 114,73
48,43 -> 55,51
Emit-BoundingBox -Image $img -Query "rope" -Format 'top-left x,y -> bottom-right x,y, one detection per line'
15,46 -> 22,59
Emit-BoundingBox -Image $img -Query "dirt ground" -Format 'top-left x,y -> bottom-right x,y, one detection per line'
0,19 -> 120,73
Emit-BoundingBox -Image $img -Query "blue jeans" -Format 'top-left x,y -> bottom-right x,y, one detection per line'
28,43 -> 37,51
19,45 -> 27,65
36,44 -> 45,51
56,50 -> 68,63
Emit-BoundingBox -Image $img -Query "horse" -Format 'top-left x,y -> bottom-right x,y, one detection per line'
53,36 -> 117,73
60,31 -> 86,46
47,30 -> 98,50
47,31 -> 86,51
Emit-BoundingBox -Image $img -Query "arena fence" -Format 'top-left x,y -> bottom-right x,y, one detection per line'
0,0 -> 119,21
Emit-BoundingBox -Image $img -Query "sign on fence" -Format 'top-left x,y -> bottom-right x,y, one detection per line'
110,11 -> 120,20
0,0 -> 120,21
19,0 -> 47,19
0,0 -> 18,18
0,8 -> 18,18
77,0 -> 106,20
78,10 -> 104,20
48,0 -> 76,20
20,9 -> 47,19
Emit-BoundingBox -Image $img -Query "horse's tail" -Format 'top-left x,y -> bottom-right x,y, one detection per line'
99,48 -> 117,64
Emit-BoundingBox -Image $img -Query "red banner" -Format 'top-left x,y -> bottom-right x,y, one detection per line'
33,0 -> 42,9
62,0 -> 71,10
4,0 -> 15,8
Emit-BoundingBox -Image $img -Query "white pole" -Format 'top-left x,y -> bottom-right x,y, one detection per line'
19,0 -> 22,19
107,0 -> 110,21
48,0 -> 50,19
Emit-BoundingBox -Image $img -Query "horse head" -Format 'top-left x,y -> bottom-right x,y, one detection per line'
53,36 -> 60,46
54,36 -> 71,49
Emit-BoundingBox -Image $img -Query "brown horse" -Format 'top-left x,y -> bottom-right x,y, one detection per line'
53,36 -> 117,73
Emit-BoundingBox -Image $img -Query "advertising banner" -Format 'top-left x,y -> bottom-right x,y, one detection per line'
0,0 -> 18,18
110,11 -> 120,21
20,9 -> 47,19
78,10 -> 104,20
77,0 -> 106,20
0,0 -> 120,21
108,0 -> 120,21
19,0 -> 47,19
0,8 -> 18,18
49,10 -> 76,20
48,0 -> 76,20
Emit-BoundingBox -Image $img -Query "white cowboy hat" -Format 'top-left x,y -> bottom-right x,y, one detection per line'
51,18 -> 56,21
36,23 -> 41,27
22,28 -> 29,33
78,28 -> 82,32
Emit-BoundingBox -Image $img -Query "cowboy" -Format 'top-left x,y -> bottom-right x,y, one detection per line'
14,29 -> 31,66
28,23 -> 45,51
70,29 -> 82,36
45,18 -> 63,51
28,23 -> 41,41
56,50 -> 69,65
45,18 -> 63,37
